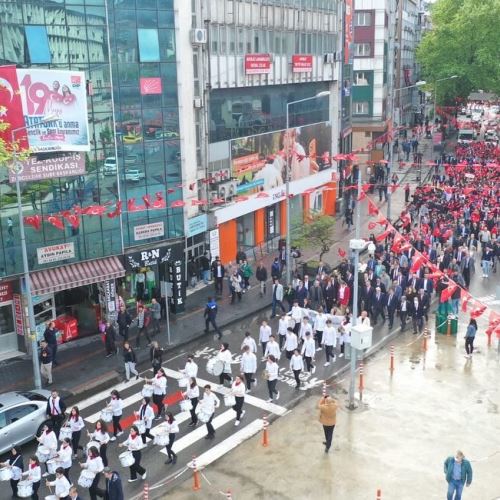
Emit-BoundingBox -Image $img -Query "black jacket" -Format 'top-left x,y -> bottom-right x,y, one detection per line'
255,265 -> 268,282
44,327 -> 58,346
117,310 -> 132,329
123,349 -> 136,363
40,344 -> 53,364
46,396 -> 66,416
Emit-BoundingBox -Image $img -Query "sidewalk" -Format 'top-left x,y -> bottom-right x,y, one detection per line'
0,137 -> 434,402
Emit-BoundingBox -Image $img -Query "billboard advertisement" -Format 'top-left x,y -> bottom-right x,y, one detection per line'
230,121 -> 332,195
0,67 -> 90,152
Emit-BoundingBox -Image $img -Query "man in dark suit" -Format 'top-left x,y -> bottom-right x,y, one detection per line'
69,486 -> 83,500
45,390 -> 66,438
418,273 -> 434,295
417,288 -> 430,322
409,295 -> 425,334
459,252 -> 473,288
211,257 -> 225,295
103,468 -> 124,500
371,287 -> 386,326
385,287 -> 398,329
360,281 -> 374,316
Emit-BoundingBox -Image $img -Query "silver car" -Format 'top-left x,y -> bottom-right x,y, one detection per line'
0,390 -> 52,455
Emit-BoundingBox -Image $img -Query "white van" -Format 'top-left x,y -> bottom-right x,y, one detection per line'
457,129 -> 476,144
103,157 -> 117,175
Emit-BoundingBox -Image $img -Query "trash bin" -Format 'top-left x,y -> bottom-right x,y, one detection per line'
435,313 -> 458,335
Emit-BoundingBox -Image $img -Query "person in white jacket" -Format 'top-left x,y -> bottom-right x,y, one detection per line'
54,438 -> 73,480
182,355 -> 199,378
284,327 -> 298,360
290,301 -> 303,334
264,335 -> 281,360
277,315 -> 290,349
22,456 -> 41,499
67,406 -> 85,457
80,446 -> 104,500
107,390 -> 123,442
258,320 -> 272,358
240,345 -> 257,392
290,348 -> 304,389
301,331 -> 316,373
231,376 -> 246,426
322,318 -> 337,366
135,398 -> 154,444
37,424 -> 58,477
216,343 -> 233,386
265,355 -> 280,402
147,367 -> 167,420
183,377 -> 200,426
201,385 -> 220,439
46,467 -> 71,499
119,425 -> 146,482
162,413 -> 179,465
241,331 -> 257,354
87,420 -> 110,467
299,316 -> 313,342
314,307 -> 327,351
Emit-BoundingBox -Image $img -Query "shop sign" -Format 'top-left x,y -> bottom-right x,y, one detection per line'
292,55 -> 313,73
37,242 -> 75,264
209,229 -> 220,259
344,0 -> 353,64
133,222 -> 165,241
244,54 -> 272,75
0,281 -> 13,303
13,293 -> 24,336
167,259 -> 185,313
125,242 -> 183,270
186,214 -> 208,237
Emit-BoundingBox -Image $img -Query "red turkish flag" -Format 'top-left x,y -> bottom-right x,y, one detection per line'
82,205 -> 107,216
461,289 -> 471,312
338,248 -> 346,258
440,283 -> 457,302
410,253 -> 426,273
256,191 -> 269,198
142,195 -> 152,208
171,200 -> 185,208
127,199 -> 142,212
357,191 -> 367,201
234,196 -> 249,202
368,200 -> 379,216
376,229 -> 391,242
46,215 -> 65,231
0,66 -> 27,150
107,201 -> 122,218
470,304 -> 486,319
24,215 -> 42,231
191,199 -> 206,206
368,222 -> 377,230
63,213 -> 80,229
376,214 -> 388,226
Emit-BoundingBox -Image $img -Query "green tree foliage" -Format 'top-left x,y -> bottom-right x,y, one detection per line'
292,214 -> 336,262
417,0 -> 500,104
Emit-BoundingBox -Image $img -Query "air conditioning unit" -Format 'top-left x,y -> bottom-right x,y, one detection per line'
193,97 -> 203,108
217,181 -> 237,200
191,28 -> 207,45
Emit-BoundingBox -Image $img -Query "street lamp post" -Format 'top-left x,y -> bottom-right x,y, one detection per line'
285,91 -> 330,285
11,116 -> 57,390
387,81 -> 426,222
433,75 -> 459,123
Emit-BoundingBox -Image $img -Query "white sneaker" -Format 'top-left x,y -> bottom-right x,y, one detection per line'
339,353 -> 344,358
42,472 -> 49,478
234,420 -> 240,426
117,431 -> 124,436
324,362 -> 330,367
275,391 -> 280,400
109,436 -> 116,442
316,347 -> 323,351
267,398 -> 273,403
142,472 -> 147,480
312,366 -> 316,374
253,379 -> 258,387
128,478 -> 138,483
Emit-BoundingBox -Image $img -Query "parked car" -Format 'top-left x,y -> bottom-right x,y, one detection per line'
124,168 -> 145,182
103,157 -> 117,176
124,154 -> 139,166
0,390 -> 52,455
123,133 -> 143,144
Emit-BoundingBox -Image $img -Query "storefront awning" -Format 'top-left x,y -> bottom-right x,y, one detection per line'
30,256 -> 125,296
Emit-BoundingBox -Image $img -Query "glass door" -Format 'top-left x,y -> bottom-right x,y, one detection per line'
0,303 -> 17,353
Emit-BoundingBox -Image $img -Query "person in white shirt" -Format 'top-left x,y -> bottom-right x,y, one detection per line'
183,377 -> 200,426
322,319 -> 337,366
146,367 -> 167,420
87,420 -> 110,467
301,331 -> 316,373
231,376 -> 246,426
314,308 -> 327,351
162,413 -> 179,465
107,391 -> 123,442
241,331 -> 257,354
240,345 -> 257,392
135,398 -> 154,444
37,424 -> 58,476
22,456 -> 41,499
264,335 -> 281,360
265,355 -> 280,402
80,446 -> 104,500
67,406 -> 85,458
259,320 -> 272,358
0,446 -> 23,498
299,316 -> 313,342
217,343 -> 233,386
358,310 -> 371,327
46,467 -> 71,499
182,355 -> 199,378
54,438 -> 73,480
277,315 -> 290,349
290,301 -> 303,334
284,327 -> 298,360
201,385 -> 220,439
119,426 -> 146,482
290,348 -> 304,389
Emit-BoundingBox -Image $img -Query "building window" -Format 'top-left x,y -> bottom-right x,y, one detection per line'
354,72 -> 369,85
137,29 -> 160,62
354,12 -> 372,27
25,26 -> 52,64
353,102 -> 369,115
354,43 -> 371,57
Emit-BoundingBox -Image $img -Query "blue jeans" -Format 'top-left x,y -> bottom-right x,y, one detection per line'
202,270 -> 210,284
451,298 -> 459,315
481,260 -> 491,277
447,479 -> 464,500
271,298 -> 285,317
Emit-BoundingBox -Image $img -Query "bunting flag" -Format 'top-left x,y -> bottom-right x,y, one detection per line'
256,191 -> 270,198
82,205 -> 107,216
142,195 -> 152,208
107,201 -> 122,218
24,215 -> 42,231
368,200 -> 379,216
375,228 -> 392,242
171,200 -> 185,208
461,289 -> 471,312
46,215 -> 65,231
357,191 -> 367,201
368,222 -> 377,230
440,283 -> 457,303
470,304 -> 487,319
410,253 -> 426,273
337,248 -> 346,258
191,199 -> 207,206
63,213 -> 80,230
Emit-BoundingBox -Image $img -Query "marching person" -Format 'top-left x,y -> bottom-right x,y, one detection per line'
149,341 -> 164,376
284,327 -> 298,360
217,343 -> 233,387
79,446 -> 104,500
147,367 -> 167,420
108,390 -> 124,442
87,420 -> 110,467
103,467 -> 124,500
0,446 -> 23,498
290,301 -> 303,334
123,342 -> 139,382
183,377 -> 200,427
277,315 -> 289,350
264,334 -> 281,360
163,412 -> 179,465
298,316 -> 313,343
204,297 -> 222,339
231,375 -> 246,426
46,467 -> 71,499
301,331 -> 316,374
46,390 -> 66,438
182,354 -> 199,379
54,437 -> 73,480
322,318 -> 337,366
68,406 -> 85,458
313,307 -> 327,351
444,450 -> 473,499
21,456 -> 41,500
290,348 -> 304,390
241,331 -> 257,354
265,354 -> 280,402
136,398 -> 154,444
259,320 -> 272,359
117,304 -> 132,341
201,385 -> 220,440
119,425 -> 147,483
318,394 -> 338,453
240,345 -> 257,392
37,424 -> 57,476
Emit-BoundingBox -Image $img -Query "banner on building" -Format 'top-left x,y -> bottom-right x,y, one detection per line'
0,282 -> 13,303
244,54 -> 272,74
292,55 -> 313,73
133,221 -> 165,241
230,121 -> 332,195
13,294 -> 24,336
37,242 -> 75,264
344,0 -> 353,64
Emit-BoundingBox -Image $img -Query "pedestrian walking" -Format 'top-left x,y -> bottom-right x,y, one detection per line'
40,340 -> 54,386
119,425 -> 147,482
149,298 -> 161,335
241,331 -> 257,354
240,345 -> 257,392
136,397 -> 154,444
163,412 -> 179,464
183,377 -> 200,427
230,269 -> 243,303
7,216 -> 13,237
271,278 -> 286,317
259,320 -> 272,358
231,375 -> 246,426
135,305 -> 151,348
44,320 -> 59,366
301,330 -> 316,373
107,390 -> 123,442
79,446 -> 104,500
444,451 -> 472,500
187,256 -> 198,288
464,318 -> 477,358
149,340 -> 164,375
277,315 -> 289,349
284,327 -> 298,360
265,355 -> 280,402
211,256 -> 225,295
264,334 -> 280,360
117,305 -> 132,341
37,425 -> 57,477
147,367 -> 167,419
313,307 -> 326,350
0,446 -> 23,498
104,320 -> 117,358
201,385 -> 220,439
322,319 -> 337,366
318,394 -> 338,453
123,342 -> 139,381
182,354 -> 199,379
240,259 -> 253,290
217,342 -> 233,386
271,257 -> 282,280
87,420 -> 110,467
103,467 -> 124,500
290,348 -> 304,389
199,251 -> 211,285
256,261 -> 268,296
68,407 -> 85,458
204,296 -> 222,339
46,390 -> 66,438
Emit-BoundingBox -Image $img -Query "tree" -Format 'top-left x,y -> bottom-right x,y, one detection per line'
417,0 -> 500,104
292,214 -> 336,262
